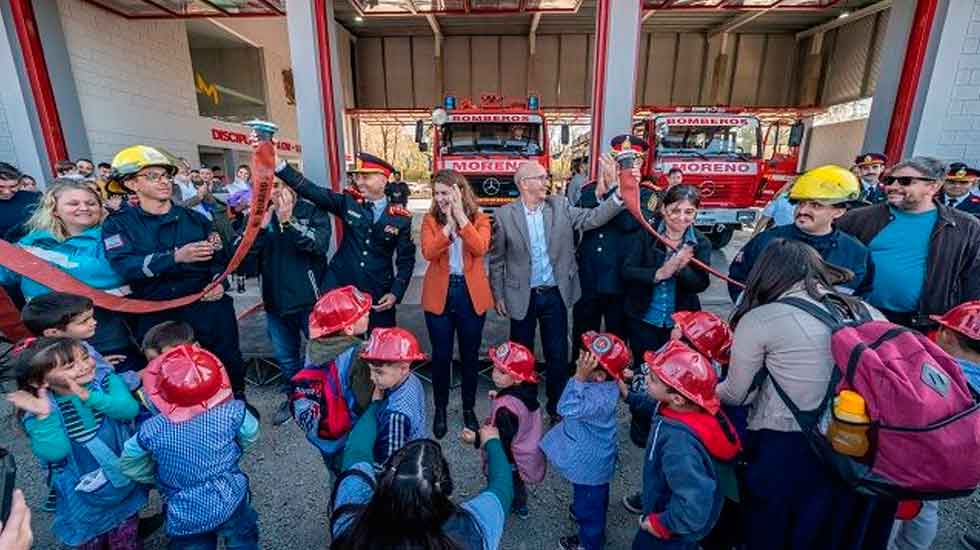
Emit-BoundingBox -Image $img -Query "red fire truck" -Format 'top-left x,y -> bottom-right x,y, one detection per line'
633,107 -> 807,248
416,94 -> 565,208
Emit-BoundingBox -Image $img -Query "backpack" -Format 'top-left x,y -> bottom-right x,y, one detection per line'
290,360 -> 353,440
766,295 -> 980,500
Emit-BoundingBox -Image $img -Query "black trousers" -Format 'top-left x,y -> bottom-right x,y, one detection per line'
627,317 -> 672,372
510,287 -> 568,417
424,276 -> 486,411
133,295 -> 246,395
571,293 -> 626,362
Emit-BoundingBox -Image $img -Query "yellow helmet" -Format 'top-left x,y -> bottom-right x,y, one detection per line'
789,165 -> 861,205
110,145 -> 178,183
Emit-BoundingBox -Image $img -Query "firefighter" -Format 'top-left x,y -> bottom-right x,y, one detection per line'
571,135 -> 658,362
385,169 -> 411,207
727,165 -> 873,301
101,145 -> 250,402
941,162 -> 980,217
855,152 -> 888,204
273,150 -> 416,331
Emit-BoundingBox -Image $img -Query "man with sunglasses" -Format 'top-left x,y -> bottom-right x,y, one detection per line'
727,165 -> 872,301
940,163 -> 980,217
102,145 -> 251,406
837,157 -> 980,331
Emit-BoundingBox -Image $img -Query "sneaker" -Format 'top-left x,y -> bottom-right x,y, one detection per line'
962,533 -> 980,549
273,399 -> 292,427
137,512 -> 165,539
463,409 -> 480,432
557,535 -> 585,550
622,492 -> 643,515
512,502 -> 530,520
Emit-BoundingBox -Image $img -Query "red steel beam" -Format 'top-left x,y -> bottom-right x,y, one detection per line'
588,0 -> 612,181
884,0 -> 939,163
313,0 -> 345,245
9,0 -> 68,172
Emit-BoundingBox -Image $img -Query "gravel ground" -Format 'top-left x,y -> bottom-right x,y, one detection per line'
2,228 -> 978,549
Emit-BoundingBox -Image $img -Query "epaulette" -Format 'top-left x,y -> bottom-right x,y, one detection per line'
387,205 -> 411,217
345,186 -> 365,202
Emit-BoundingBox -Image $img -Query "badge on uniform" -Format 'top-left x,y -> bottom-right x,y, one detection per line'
104,234 -> 124,250
388,205 -> 411,218
384,224 -> 400,235
347,209 -> 362,219
646,194 -> 659,212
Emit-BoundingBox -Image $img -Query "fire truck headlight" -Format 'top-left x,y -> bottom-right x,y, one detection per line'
432,107 -> 448,127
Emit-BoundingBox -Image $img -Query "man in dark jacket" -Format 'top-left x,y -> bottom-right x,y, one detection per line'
728,165 -> 873,301
246,180 -> 331,425
385,170 -> 410,207
0,162 -> 39,242
837,156 -> 980,331
102,145 -> 249,402
940,163 -> 980,217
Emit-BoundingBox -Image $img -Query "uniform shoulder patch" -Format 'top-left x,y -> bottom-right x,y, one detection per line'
104,234 -> 124,251
387,205 -> 411,218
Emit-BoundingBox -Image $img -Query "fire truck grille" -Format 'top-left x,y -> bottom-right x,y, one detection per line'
692,177 -> 757,208
466,176 -> 521,202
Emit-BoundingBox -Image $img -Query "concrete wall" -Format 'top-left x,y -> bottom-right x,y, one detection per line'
804,118 -> 868,169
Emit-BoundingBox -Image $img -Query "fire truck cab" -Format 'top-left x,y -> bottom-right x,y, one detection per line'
417,94 -> 564,209
636,107 -> 805,248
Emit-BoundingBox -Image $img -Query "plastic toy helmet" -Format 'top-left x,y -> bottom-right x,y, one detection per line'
109,145 -> 179,183
671,311 -> 733,365
931,301 -> 980,340
581,331 -> 631,381
789,165 -> 862,205
308,285 -> 373,339
645,340 -> 720,414
488,341 -> 538,384
142,344 -> 233,422
360,327 -> 428,363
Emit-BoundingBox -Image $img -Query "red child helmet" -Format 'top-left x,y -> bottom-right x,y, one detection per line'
671,311 -> 733,365
359,327 -> 428,363
581,331 -> 631,381
489,341 -> 538,384
645,340 -> 720,414
142,344 -> 233,422
309,285 -> 373,339
931,301 -> 980,340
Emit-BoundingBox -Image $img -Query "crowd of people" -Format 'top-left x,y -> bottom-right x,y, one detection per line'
0,132 -> 979,550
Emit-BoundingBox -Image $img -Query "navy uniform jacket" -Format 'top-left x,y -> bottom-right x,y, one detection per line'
575,182 -> 660,297
102,204 -> 229,300
943,193 -> 980,217
861,182 -> 887,204
276,164 -> 416,303
727,223 -> 874,301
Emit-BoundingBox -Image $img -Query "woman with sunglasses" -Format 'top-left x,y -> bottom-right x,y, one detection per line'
621,184 -> 712,369
837,156 -> 980,332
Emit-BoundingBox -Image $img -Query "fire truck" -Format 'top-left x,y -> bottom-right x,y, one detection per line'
633,107 -> 806,248
415,94 -> 566,208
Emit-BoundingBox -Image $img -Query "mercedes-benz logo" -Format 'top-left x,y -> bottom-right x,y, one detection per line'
700,181 -> 716,197
482,177 -> 501,196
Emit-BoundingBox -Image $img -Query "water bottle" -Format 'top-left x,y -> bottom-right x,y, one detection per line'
826,390 -> 872,458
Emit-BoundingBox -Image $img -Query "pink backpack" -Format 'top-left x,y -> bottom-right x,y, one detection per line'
771,296 -> 980,500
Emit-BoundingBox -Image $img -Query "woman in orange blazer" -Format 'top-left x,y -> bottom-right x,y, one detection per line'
421,169 -> 494,439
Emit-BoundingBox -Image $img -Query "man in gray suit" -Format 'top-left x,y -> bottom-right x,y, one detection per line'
489,159 -> 624,421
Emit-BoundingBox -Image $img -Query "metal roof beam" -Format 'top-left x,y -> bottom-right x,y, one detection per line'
641,9 -> 655,23
796,0 -> 892,40
529,12 -> 542,54
708,3 -> 780,38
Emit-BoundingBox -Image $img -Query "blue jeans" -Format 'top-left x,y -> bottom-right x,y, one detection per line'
424,276 -> 487,410
266,309 -> 311,393
167,497 -> 259,550
888,501 -> 938,550
510,287 -> 568,417
572,483 -> 609,550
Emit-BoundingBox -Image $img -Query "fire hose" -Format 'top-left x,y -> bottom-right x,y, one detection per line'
618,170 -> 746,290
0,140 -> 277,339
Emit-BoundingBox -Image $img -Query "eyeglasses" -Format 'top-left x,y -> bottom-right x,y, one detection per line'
137,171 -> 172,183
520,176 -> 548,185
881,175 -> 937,187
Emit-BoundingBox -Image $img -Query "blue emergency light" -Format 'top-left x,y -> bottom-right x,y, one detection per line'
528,95 -> 539,110
444,96 -> 456,110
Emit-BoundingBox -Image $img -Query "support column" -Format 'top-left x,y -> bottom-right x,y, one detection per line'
708,34 -> 731,105
588,0 -> 642,180
799,33 -> 824,107
0,5 -> 47,178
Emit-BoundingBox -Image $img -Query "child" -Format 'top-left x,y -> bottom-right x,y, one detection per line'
119,344 -> 260,548
461,341 -> 546,519
5,336 -> 148,549
359,327 -> 429,464
140,320 -> 196,361
540,331 -> 631,550
633,340 -> 740,549
291,285 -> 373,475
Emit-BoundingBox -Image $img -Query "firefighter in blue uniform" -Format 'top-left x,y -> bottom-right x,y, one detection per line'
854,152 -> 888,204
101,145 -> 249,400
728,165 -> 874,301
941,162 -> 980,217
571,135 -> 659,361
274,152 -> 416,330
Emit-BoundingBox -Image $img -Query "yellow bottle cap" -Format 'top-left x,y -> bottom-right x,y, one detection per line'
835,390 -> 870,422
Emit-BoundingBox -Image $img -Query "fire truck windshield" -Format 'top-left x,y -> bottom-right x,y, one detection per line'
441,123 -> 543,156
655,117 -> 760,160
